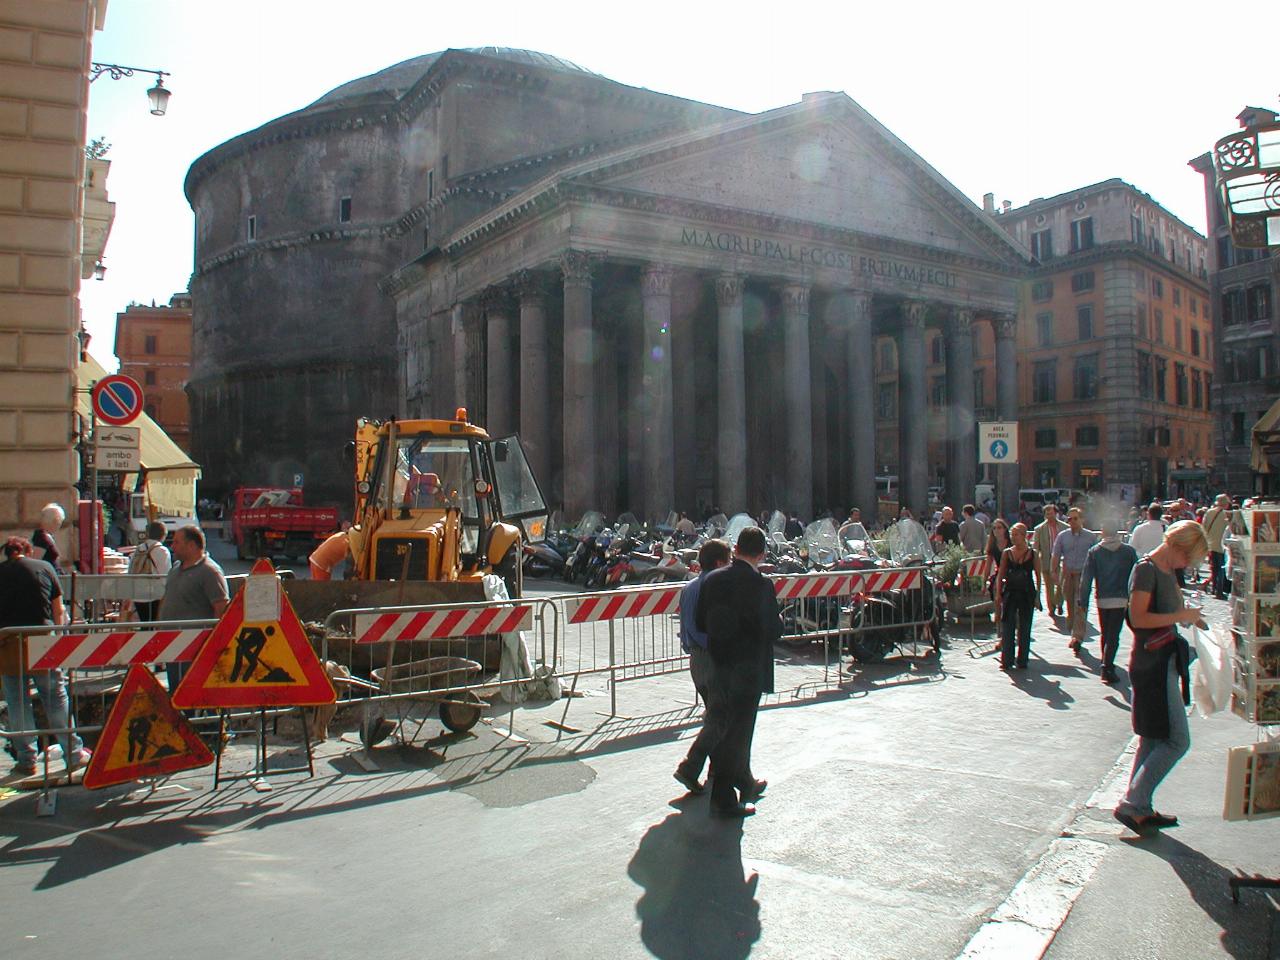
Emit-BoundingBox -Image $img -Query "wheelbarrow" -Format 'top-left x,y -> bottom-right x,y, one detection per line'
358,655 -> 485,748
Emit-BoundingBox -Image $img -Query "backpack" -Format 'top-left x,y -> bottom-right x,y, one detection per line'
129,541 -> 160,575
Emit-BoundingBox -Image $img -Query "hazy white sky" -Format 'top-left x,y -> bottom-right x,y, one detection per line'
80,0 -> 1274,368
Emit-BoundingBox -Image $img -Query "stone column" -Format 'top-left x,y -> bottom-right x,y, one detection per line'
897,300 -> 928,518
845,291 -> 877,520
517,270 -> 551,488
781,283 -> 813,519
994,313 -> 1019,518
945,308 -> 976,511
715,274 -> 747,513
451,302 -> 470,413
483,287 -> 514,436
640,264 -> 674,523
561,250 -> 596,517
670,274 -> 699,513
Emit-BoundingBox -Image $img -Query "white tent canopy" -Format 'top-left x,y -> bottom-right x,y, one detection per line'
77,356 -> 201,516
1253,397 -> 1280,475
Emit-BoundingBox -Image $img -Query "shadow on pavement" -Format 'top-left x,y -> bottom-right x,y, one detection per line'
1008,662 -> 1076,710
628,809 -> 760,960
1122,833 -> 1275,960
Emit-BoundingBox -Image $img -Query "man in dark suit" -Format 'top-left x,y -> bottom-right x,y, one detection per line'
695,526 -> 780,818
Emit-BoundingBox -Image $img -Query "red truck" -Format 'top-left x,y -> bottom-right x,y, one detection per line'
229,487 -> 340,562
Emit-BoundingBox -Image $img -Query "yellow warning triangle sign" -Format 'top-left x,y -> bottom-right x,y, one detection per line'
83,666 -> 214,790
172,558 -> 336,709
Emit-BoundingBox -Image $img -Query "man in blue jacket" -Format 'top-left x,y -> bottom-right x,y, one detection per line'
1079,520 -> 1138,684
672,539 -> 731,794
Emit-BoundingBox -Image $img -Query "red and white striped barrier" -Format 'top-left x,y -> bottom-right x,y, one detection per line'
961,556 -> 994,580
566,585 -> 683,624
854,568 -> 923,592
773,573 -> 858,600
355,604 -> 534,643
27,629 -> 211,670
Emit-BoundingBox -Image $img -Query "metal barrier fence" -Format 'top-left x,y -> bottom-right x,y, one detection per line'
1,563 -> 944,789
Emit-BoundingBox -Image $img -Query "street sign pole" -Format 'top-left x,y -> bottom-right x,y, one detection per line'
90,402 -> 99,575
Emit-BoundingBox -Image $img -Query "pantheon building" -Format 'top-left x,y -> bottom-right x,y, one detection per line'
185,48 -> 1028,521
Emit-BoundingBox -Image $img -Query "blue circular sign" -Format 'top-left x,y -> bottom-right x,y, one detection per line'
91,374 -> 145,425
989,439 -> 1009,460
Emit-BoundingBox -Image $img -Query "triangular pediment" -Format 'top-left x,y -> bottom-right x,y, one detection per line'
566,96 -> 1027,267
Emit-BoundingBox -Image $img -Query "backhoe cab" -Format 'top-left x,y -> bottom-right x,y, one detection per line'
346,410 -> 547,598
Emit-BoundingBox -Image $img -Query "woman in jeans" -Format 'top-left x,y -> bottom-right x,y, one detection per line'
1114,520 -> 1208,834
994,522 -> 1041,671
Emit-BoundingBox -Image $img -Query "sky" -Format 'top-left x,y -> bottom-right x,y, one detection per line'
79,0 -> 1276,369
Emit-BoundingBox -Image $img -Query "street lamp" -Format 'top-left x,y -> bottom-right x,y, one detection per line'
1212,106 -> 1280,248
89,63 -> 172,116
93,260 -> 106,281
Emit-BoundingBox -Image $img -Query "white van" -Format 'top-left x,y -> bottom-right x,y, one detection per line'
1017,488 -> 1061,517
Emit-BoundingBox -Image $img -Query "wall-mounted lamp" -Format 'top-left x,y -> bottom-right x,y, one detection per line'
89,63 -> 172,116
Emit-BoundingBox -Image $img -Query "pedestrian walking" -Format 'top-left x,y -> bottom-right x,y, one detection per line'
958,504 -> 986,553
695,526 -> 779,819
31,502 -> 66,569
159,526 -> 229,691
1114,520 -> 1209,834
1051,507 -> 1099,650
994,522 -> 1040,671
1202,494 -> 1232,599
1032,504 -> 1065,615
0,537 -> 90,776
126,521 -> 172,622
1129,502 -> 1166,557
672,539 -> 732,795
983,518 -> 1010,600
1078,521 -> 1138,683
931,506 -> 960,549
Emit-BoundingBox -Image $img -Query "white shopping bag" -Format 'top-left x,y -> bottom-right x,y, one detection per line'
1190,624 -> 1231,717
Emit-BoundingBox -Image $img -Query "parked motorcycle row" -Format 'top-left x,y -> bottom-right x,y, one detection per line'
526,511 -> 947,665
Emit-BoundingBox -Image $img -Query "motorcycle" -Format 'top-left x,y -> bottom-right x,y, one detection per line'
843,517 -> 945,663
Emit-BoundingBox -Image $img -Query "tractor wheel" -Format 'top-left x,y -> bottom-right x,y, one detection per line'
439,691 -> 483,733
495,545 -> 522,599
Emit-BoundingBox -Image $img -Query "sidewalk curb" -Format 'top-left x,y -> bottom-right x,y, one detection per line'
956,738 -> 1139,960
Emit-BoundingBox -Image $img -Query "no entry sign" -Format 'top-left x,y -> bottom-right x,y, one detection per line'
91,374 -> 145,426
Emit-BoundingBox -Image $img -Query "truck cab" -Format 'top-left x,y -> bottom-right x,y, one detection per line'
348,411 -> 547,597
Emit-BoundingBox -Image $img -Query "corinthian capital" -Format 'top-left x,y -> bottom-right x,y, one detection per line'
992,312 -> 1017,340
715,273 -> 744,308
640,264 -> 674,298
952,308 -> 974,336
902,299 -> 927,330
781,283 -> 810,316
515,269 -> 549,304
560,249 -> 595,286
847,290 -> 874,326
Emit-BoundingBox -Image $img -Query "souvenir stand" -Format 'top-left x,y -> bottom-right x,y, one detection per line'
1223,503 -> 1280,901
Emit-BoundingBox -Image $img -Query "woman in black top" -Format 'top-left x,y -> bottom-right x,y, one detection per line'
994,521 -> 1041,671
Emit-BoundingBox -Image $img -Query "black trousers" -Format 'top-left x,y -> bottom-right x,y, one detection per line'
708,661 -> 761,809
1099,607 -> 1126,671
1209,551 -> 1226,597
1000,594 -> 1034,668
678,647 -> 727,779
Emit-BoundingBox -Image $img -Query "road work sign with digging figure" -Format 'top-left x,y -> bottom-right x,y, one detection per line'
172,558 -> 337,709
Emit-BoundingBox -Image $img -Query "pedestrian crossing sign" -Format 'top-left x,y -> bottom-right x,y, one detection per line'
83,665 -> 214,789
172,559 -> 336,709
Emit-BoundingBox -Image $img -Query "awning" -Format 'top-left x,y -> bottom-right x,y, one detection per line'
77,356 -> 202,515
1253,397 -> 1280,474
1168,469 -> 1209,481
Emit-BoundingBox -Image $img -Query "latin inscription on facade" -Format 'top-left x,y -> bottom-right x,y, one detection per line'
678,227 -> 958,289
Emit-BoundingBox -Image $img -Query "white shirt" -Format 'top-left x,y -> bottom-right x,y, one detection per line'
1128,519 -> 1165,557
131,538 -> 173,576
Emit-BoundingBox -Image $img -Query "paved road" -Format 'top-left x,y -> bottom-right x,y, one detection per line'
0,588 -> 1271,959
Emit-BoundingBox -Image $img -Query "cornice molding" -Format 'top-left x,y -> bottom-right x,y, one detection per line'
1030,241 -> 1211,291
193,225 -> 385,277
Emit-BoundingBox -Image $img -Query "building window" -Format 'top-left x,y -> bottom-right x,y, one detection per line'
878,339 -> 895,373
1233,411 -> 1247,446
1075,425 -> 1100,448
1070,217 -> 1094,252
876,383 -> 896,419
1031,229 -> 1053,260
1075,460 -> 1104,491
246,215 -> 256,242
1155,357 -> 1167,402
1174,319 -> 1183,352
1175,362 -> 1188,406
1147,426 -> 1171,447
1033,360 -> 1057,404
1034,428 -> 1057,449
1036,312 -> 1054,347
930,375 -> 946,407
1076,305 -> 1093,341
1137,351 -> 1152,398
1151,277 -> 1164,298
1191,328 -> 1201,357
1034,461 -> 1061,487
1137,304 -> 1148,339
1204,373 -> 1212,410
1153,309 -> 1164,343
1073,354 -> 1099,400
1260,344 -> 1275,379
930,336 -> 944,365
1173,287 -> 1181,307
339,196 -> 352,223
1190,297 -> 1198,317
1032,280 -> 1054,302
144,334 -> 157,354
1071,271 -> 1095,293
144,369 -> 156,386
1222,289 -> 1245,326
1248,284 -> 1272,322
1131,215 -> 1144,244
1192,369 -> 1202,408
